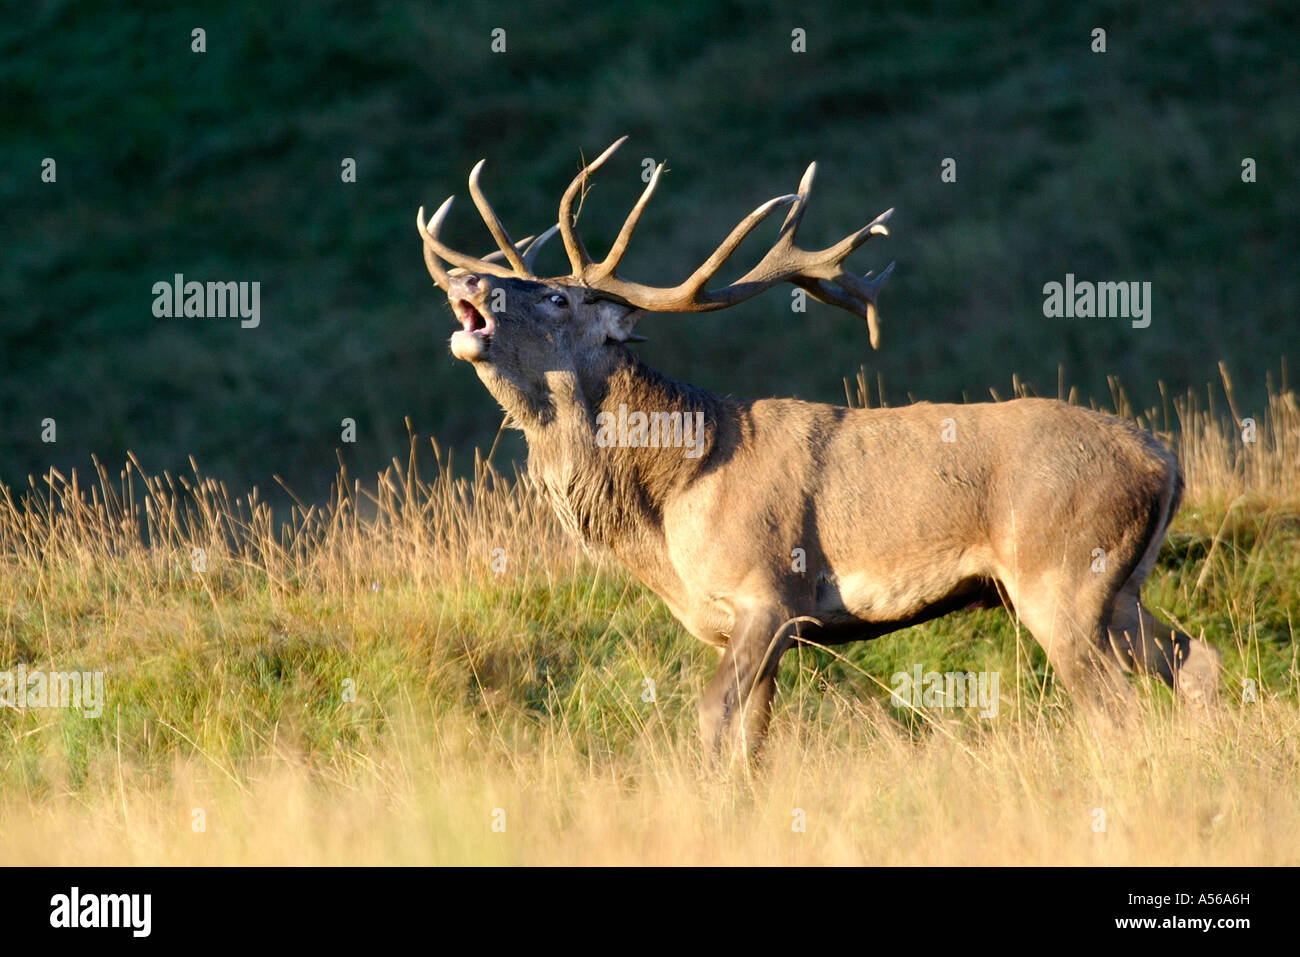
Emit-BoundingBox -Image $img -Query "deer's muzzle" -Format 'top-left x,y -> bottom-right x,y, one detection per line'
447,275 -> 494,362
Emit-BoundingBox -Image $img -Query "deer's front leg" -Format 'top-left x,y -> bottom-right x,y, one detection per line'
699,608 -> 796,765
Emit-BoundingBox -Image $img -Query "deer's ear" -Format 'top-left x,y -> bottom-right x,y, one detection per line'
596,301 -> 646,343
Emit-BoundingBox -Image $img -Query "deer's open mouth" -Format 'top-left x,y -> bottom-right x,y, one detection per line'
453,299 -> 494,339
449,297 -> 494,362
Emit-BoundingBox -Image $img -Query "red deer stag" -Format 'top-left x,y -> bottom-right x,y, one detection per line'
416,137 -> 1220,759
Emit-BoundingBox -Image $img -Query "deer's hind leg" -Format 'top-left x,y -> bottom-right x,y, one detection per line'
1004,571 -> 1138,717
994,516 -> 1153,716
1101,474 -> 1221,705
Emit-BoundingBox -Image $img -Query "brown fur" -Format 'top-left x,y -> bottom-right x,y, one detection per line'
439,271 -> 1221,762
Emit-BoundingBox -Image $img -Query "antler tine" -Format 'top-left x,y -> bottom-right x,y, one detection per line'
776,162 -> 817,241
835,260 -> 895,304
417,197 -> 518,282
818,207 -> 893,265
591,160 -> 664,282
468,159 -> 528,274
797,259 -> 895,348
463,227 -> 561,274
714,196 -> 894,344
416,205 -> 452,290
679,193 -> 799,300
558,136 -> 628,273
478,231 -> 541,267
742,206 -> 892,283
430,227 -> 553,283
522,224 -> 560,273
760,167 -> 890,276
786,206 -> 894,347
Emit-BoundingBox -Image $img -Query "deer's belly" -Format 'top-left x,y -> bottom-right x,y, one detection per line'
815,568 -> 1000,630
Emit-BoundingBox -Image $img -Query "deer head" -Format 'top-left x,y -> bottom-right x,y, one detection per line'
416,137 -> 894,426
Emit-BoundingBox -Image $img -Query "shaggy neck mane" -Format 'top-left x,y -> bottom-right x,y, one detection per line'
524,351 -> 733,554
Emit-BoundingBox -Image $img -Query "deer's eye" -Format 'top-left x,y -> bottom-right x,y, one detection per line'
548,294 -> 567,308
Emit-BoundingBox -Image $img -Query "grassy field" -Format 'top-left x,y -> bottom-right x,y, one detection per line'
1,372 -> 1297,865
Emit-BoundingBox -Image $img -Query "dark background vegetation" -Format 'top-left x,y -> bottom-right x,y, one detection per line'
3,0 -> 1296,502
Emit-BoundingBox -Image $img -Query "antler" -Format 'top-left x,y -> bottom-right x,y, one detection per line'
418,137 -> 895,346
416,160 -> 558,289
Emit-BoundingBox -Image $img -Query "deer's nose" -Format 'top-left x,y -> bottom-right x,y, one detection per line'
448,274 -> 487,300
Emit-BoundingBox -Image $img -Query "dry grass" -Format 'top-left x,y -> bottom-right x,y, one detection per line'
1,378 -> 1297,865
4,702 -> 1298,866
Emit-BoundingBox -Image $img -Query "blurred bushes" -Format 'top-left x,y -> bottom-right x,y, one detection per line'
1,0 -> 1296,501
